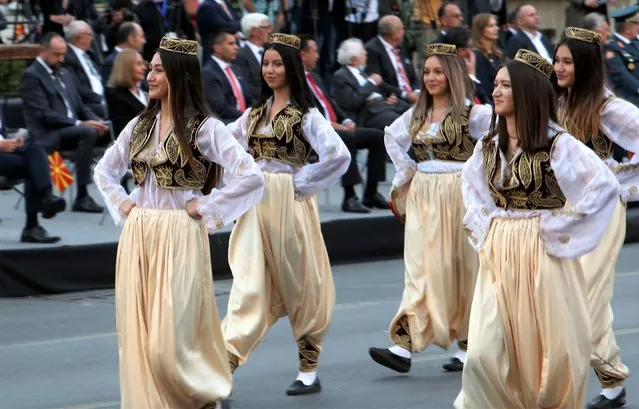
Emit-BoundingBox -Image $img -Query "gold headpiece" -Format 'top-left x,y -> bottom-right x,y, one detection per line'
268,33 -> 301,49
565,27 -> 602,45
425,43 -> 457,57
159,37 -> 198,55
514,49 -> 553,78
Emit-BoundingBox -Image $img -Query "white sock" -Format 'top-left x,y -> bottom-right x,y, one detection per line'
296,371 -> 317,386
454,350 -> 467,363
215,401 -> 223,409
389,344 -> 411,359
601,385 -> 624,400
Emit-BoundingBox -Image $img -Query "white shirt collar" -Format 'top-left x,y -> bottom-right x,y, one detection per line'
115,46 -> 123,52
522,29 -> 540,42
212,55 -> 229,71
36,57 -> 54,75
69,43 -> 85,58
614,33 -> 631,45
245,41 -> 263,61
378,35 -> 396,52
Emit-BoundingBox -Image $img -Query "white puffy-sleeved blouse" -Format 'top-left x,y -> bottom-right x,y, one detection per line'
226,102 -> 351,198
384,103 -> 493,188
461,123 -> 620,259
93,114 -> 265,233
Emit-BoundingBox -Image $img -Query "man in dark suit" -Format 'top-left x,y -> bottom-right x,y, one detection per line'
432,2 -> 465,44
202,31 -> 252,124
133,0 -> 166,62
458,0 -> 507,27
300,35 -> 389,214
505,4 -> 553,61
19,33 -> 107,213
332,38 -> 409,130
365,15 -> 420,105
64,20 -> 106,119
197,0 -> 241,64
235,12 -> 272,103
0,108 -> 66,243
101,22 -> 146,83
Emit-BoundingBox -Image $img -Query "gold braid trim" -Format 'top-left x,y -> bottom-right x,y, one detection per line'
269,33 -> 301,49
425,43 -> 457,57
297,337 -> 321,373
594,368 -> 626,388
457,340 -> 468,352
565,27 -> 602,45
391,316 -> 412,352
227,351 -> 239,373
514,49 -> 553,78
159,37 -> 198,55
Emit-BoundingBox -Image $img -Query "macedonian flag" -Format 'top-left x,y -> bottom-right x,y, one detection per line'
48,151 -> 74,192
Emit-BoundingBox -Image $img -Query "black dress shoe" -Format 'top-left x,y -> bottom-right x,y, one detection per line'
368,347 -> 411,373
20,226 -> 61,244
286,377 -> 321,396
342,196 -> 371,213
363,192 -> 390,209
72,195 -> 104,213
442,357 -> 464,372
41,195 -> 66,219
587,388 -> 626,409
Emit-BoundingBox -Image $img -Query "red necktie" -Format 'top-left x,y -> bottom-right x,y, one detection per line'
306,73 -> 337,123
225,66 -> 246,112
391,48 -> 412,94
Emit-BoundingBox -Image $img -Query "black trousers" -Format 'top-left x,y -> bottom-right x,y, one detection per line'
337,127 -> 386,189
42,125 -> 98,186
0,142 -> 51,213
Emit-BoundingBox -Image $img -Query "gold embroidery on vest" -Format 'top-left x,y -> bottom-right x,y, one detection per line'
409,106 -> 475,162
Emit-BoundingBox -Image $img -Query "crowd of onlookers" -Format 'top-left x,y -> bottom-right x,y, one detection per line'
1,0 -> 638,244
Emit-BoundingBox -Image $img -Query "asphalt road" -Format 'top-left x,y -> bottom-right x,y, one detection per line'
1,245 -> 639,409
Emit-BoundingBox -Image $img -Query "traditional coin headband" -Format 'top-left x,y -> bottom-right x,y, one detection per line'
425,43 -> 457,57
514,49 -> 553,78
269,33 -> 301,50
565,27 -> 602,45
159,37 -> 198,55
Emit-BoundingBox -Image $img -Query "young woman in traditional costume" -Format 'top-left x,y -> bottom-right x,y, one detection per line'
369,43 -> 492,374
554,27 -> 639,409
221,33 -> 350,396
93,37 -> 265,409
455,49 -> 620,409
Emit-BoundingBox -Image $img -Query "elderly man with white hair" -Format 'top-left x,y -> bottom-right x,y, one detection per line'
332,37 -> 409,131
63,20 -> 106,119
234,12 -> 272,102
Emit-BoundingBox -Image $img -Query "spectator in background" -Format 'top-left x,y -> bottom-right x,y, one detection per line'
105,49 -> 147,136
101,22 -> 145,83
432,2 -> 464,43
197,0 -> 242,64
19,33 -> 106,214
504,6 -> 520,44
505,4 -> 553,62
64,21 -> 106,119
39,0 -> 75,37
472,13 -> 502,104
202,31 -> 252,124
235,13 -> 272,103
96,0 -> 138,54
581,12 -> 610,45
565,0 -> 610,28
133,0 -> 166,62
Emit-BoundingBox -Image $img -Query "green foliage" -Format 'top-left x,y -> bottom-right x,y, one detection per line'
0,60 -> 26,94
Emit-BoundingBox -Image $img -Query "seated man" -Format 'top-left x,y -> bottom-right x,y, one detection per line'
202,30 -> 252,124
102,21 -> 146,83
332,37 -> 409,130
300,35 -> 389,213
0,109 -> 66,243
20,32 -> 108,213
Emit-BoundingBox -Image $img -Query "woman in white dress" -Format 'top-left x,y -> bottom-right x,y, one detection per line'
368,43 -> 492,374
553,27 -> 639,409
455,49 -> 620,409
221,33 -> 350,396
93,37 -> 265,409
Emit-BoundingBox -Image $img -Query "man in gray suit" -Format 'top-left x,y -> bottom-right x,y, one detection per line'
19,33 -> 108,213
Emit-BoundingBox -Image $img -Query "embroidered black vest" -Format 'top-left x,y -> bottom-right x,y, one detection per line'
130,114 -> 217,194
408,105 -> 475,162
575,96 -> 615,160
482,134 -> 566,211
246,103 -> 313,167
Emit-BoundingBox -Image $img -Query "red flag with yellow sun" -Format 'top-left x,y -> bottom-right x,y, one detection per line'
48,151 -> 74,192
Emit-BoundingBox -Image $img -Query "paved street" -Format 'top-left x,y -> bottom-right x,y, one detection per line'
1,245 -> 639,409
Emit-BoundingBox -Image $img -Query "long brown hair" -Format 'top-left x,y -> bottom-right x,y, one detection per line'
411,53 -> 474,128
552,37 -> 605,142
138,48 -> 222,189
472,13 -> 503,59
492,61 -> 557,154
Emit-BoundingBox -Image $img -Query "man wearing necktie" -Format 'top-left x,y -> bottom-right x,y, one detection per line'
300,35 -> 390,214
19,33 -> 108,214
64,21 -> 106,119
0,107 -> 66,243
197,0 -> 242,64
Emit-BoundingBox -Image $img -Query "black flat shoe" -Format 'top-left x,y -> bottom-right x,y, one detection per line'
368,347 -> 411,373
362,192 -> 390,209
587,388 -> 626,409
285,378 -> 321,396
20,226 -> 61,244
442,357 -> 464,372
342,196 -> 370,213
